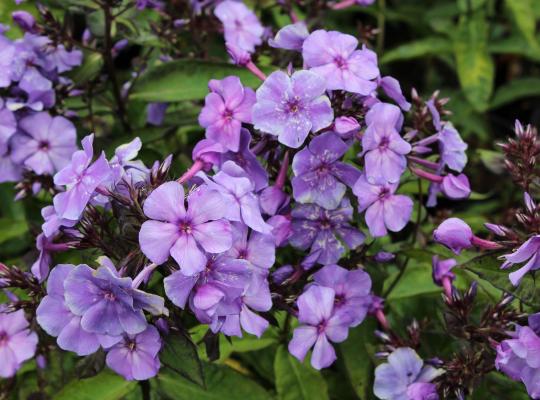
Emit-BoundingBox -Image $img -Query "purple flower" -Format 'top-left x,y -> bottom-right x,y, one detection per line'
353,174 -> 413,237
226,222 -> 275,272
502,236 -> 540,286
11,112 -> 77,175
0,103 -> 17,155
334,116 -> 360,141
433,218 -> 473,254
288,285 -> 352,369
199,76 -> 255,152
106,325 -> 161,381
44,44 -> 83,73
31,233 -> 53,282
109,137 -> 148,185
379,76 -> 411,111
292,132 -> 360,209
37,264 -> 117,355
362,103 -> 411,184
12,11 -> 36,33
313,264 -> 371,326
268,22 -> 309,51
289,198 -> 364,265
63,259 -> 166,336
219,129 -> 268,191
41,205 -> 77,238
496,325 -> 540,398
0,36 -> 14,88
147,102 -> 168,126
139,181 -> 232,275
18,67 -> 55,110
431,256 -> 456,287
198,161 -> 272,233
53,134 -> 111,220
440,173 -> 470,200
374,348 -> 443,400
302,29 -> 379,94
214,1 -> 263,53
0,308 -> 38,378
252,70 -> 334,148
438,124 -> 467,172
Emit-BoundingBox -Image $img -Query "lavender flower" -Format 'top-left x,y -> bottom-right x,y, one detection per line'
11,112 -> 77,175
139,181 -> 232,275
374,348 -> 443,400
379,76 -> 411,111
226,222 -> 276,272
363,103 -> 411,184
147,102 -> 168,126
288,285 -> 352,369
252,70 -> 334,148
438,124 -> 467,172
353,174 -> 413,237
292,132 -> 360,209
106,325 -> 161,381
0,308 -> 38,378
432,218 -> 473,254
289,198 -> 364,265
313,264 -> 371,326
199,76 -> 256,152
302,29 -> 379,94
214,1 -> 263,53
502,236 -> 540,286
268,22 -> 309,51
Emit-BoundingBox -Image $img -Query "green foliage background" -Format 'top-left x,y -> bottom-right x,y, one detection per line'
1,0 -> 540,399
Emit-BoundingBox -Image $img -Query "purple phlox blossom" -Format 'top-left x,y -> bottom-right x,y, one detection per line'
289,198 -> 365,265
139,181 -> 232,275
106,324 -> 161,381
0,149 -> 22,183
378,76 -> 411,111
374,347 -> 443,400
252,70 -> 334,148
219,128 -> 268,191
197,160 -> 272,233
41,205 -> 77,238
362,102 -> 411,184
18,66 -> 55,110
353,174 -> 413,237
288,285 -> 352,369
164,255 -> 251,333
192,138 -> 226,174
226,222 -> 276,272
31,233 -> 72,282
260,150 -> 290,216
0,307 -> 38,378
109,137 -> 149,185
147,102 -> 168,126
313,264 -> 371,327
0,100 -> 17,154
10,34 -> 49,81
302,29 -> 379,95
496,325 -> 540,399
412,167 -> 470,201
42,44 -> 83,74
292,131 -> 360,210
268,22 -> 309,51
502,236 -> 540,286
53,134 -> 111,220
334,116 -> 360,141
199,76 -> 255,152
11,112 -> 77,175
426,99 -> 441,131
0,35 -> 14,88
431,256 -> 456,298
433,217 -> 501,254
12,11 -> 37,34
267,214 -> 292,246
437,123 -> 467,173
214,0 -> 263,53
36,264 -> 120,355
63,259 -> 167,336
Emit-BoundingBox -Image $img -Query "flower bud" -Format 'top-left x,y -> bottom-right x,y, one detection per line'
433,218 -> 473,254
12,11 -> 36,33
440,173 -> 470,200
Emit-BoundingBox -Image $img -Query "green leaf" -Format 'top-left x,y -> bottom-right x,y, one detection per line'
157,363 -> 273,400
490,78 -> 540,109
504,0 -> 539,50
384,263 -> 440,301
339,319 -> 377,399
69,51 -> 104,84
0,218 -> 27,244
274,345 -> 329,400
453,11 -> 494,112
160,329 -> 205,387
130,60 -> 266,102
54,370 -> 137,400
380,37 -> 452,64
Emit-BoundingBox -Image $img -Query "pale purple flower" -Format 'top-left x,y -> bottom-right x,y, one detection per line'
106,325 -> 161,381
334,116 -> 360,141
53,134 -> 111,220
197,161 -> 272,233
12,11 -> 36,33
313,264 -> 371,326
374,348 -> 443,400
199,76 -> 256,152
109,137 -> 148,185
139,181 -> 232,275
432,218 -> 473,254
353,174 -> 413,237
0,36 -> 14,88
0,308 -> 38,378
302,29 -> 379,94
0,150 -> 22,183
268,214 -> 292,246
214,1 -> 263,53
268,22 -> 309,51
431,256 -> 456,287
147,102 -> 168,126
440,173 -> 470,200
438,124 -> 467,172
18,67 -> 55,109
37,265 -> 117,356
31,233 -> 53,282
379,76 -> 411,111
193,138 -> 226,171
11,112 -> 77,175
226,222 -> 275,272
43,44 -> 83,73
63,259 -> 166,336
0,102 -> 17,154
362,103 -> 411,184
292,132 -> 360,209
41,205 -> 77,238
502,236 -> 540,286
252,70 -> 334,148
289,198 -> 364,265
288,285 -> 352,369
219,128 -> 267,191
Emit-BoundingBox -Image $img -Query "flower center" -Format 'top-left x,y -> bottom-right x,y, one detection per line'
333,56 -> 348,70
223,108 -> 234,121
237,249 -> 247,259
38,140 -> 50,151
334,294 -> 345,306
0,331 -> 8,346
179,221 -> 192,234
104,291 -> 116,301
378,187 -> 390,200
317,320 -> 327,334
379,136 -> 390,149
286,98 -> 302,114
127,339 -> 137,352
319,217 -> 333,229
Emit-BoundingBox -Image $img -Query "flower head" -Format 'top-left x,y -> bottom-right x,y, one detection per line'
268,22 -> 309,51
214,1 -> 263,53
433,218 -> 473,254
0,308 -> 38,378
252,70 -> 334,148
